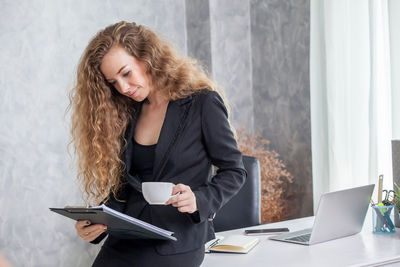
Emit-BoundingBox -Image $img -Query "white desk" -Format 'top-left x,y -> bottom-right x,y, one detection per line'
202,213 -> 400,267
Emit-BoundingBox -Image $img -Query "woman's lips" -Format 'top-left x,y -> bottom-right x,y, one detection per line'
127,88 -> 138,98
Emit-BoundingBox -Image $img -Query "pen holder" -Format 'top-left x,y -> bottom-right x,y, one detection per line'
371,205 -> 396,234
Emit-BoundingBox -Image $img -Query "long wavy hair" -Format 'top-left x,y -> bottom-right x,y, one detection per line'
69,21 -> 220,205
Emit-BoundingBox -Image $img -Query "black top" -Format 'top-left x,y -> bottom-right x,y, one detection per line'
130,139 -> 156,182
93,140 -> 205,267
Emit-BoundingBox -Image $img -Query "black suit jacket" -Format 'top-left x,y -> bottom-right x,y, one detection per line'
95,89 -> 246,255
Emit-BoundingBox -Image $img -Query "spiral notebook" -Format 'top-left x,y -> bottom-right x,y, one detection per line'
205,235 -> 259,254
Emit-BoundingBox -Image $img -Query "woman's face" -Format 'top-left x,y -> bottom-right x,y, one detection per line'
100,45 -> 151,102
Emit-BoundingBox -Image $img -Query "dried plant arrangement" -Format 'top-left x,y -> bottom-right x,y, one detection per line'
237,128 -> 294,222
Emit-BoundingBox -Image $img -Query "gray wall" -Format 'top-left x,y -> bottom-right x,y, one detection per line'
186,0 -> 312,218
0,0 -> 311,266
0,1 -> 186,266
250,0 -> 312,218
185,0 -> 212,74
209,0 -> 254,131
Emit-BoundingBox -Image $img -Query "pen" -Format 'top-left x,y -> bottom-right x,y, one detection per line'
208,239 -> 220,248
207,238 -> 221,250
378,175 -> 383,203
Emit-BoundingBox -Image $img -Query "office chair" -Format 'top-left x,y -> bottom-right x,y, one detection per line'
213,155 -> 261,232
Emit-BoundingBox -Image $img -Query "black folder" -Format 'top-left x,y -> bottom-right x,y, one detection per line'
50,204 -> 177,241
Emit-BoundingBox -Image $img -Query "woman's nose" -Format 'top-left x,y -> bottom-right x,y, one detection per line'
118,80 -> 130,93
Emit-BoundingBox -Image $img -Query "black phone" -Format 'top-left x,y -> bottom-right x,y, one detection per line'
244,227 -> 289,235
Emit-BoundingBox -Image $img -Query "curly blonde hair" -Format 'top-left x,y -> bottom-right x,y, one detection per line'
69,21 -> 220,205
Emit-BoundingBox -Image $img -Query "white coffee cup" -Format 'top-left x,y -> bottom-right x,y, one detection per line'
142,182 -> 175,205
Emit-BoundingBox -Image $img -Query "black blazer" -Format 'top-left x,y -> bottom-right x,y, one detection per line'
95,89 -> 246,255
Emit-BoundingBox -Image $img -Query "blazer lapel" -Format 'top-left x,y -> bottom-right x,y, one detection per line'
153,96 -> 193,181
124,102 -> 143,192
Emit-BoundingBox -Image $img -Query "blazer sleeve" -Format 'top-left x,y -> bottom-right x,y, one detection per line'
193,91 -> 247,223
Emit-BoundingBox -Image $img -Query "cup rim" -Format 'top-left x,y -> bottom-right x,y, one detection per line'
142,182 -> 174,186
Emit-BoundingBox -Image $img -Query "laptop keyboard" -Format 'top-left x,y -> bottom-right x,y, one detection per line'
287,233 -> 311,242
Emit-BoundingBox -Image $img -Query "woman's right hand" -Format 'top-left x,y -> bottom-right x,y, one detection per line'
75,220 -> 107,242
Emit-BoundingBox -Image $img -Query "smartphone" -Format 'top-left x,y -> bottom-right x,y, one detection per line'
244,227 -> 289,235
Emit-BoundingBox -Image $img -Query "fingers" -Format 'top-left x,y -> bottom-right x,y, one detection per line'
75,220 -> 107,242
166,184 -> 189,205
175,200 -> 195,213
165,183 -> 197,213
170,194 -> 191,206
75,220 -> 91,230
172,199 -> 192,208
82,227 -> 106,242
171,183 -> 188,195
171,196 -> 195,213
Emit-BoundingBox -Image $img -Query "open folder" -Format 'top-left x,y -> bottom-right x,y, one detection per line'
49,204 -> 177,241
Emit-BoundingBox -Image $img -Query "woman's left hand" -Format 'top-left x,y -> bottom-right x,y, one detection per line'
165,183 -> 198,214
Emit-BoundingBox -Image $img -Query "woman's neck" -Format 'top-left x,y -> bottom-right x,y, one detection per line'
146,89 -> 169,107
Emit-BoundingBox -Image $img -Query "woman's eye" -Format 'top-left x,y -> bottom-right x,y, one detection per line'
123,71 -> 131,77
109,81 -> 116,86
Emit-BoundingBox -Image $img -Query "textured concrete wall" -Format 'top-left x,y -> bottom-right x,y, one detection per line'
209,0 -> 254,131
250,0 -> 312,218
185,0 -> 212,74
0,1 -> 186,266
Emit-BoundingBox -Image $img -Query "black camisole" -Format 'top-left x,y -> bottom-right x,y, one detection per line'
131,139 -> 156,182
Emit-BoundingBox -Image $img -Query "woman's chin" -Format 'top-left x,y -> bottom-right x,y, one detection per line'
132,95 -> 146,102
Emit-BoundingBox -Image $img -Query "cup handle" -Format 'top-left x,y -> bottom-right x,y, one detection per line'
166,192 -> 180,202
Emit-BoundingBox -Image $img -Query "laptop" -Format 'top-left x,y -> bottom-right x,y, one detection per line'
269,184 -> 375,245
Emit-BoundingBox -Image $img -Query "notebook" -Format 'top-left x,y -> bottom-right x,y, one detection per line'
269,184 -> 374,245
50,204 -> 177,241
206,235 -> 259,254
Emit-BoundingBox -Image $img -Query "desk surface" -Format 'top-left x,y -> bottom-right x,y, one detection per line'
202,213 -> 400,267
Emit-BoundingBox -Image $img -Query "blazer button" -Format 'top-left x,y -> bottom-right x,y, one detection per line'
208,213 -> 216,222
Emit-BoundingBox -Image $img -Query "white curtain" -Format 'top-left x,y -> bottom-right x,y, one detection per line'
390,0 -> 400,140
310,0 -> 400,211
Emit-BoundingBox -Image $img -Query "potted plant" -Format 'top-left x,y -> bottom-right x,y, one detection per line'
236,128 -> 294,222
391,183 -> 400,227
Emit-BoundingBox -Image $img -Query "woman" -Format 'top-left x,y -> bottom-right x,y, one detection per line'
69,21 -> 246,267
